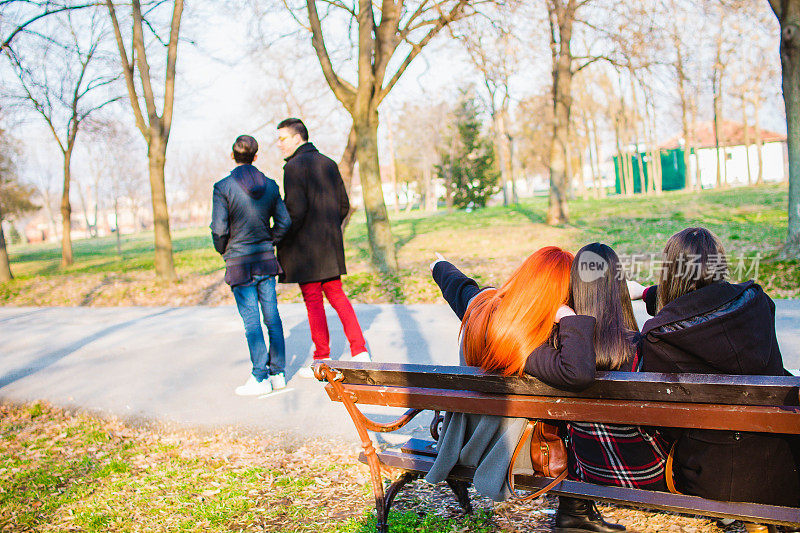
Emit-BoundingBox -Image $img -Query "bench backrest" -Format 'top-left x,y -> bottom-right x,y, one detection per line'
320,361 -> 800,434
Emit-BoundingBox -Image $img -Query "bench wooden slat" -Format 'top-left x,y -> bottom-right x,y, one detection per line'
329,361 -> 800,406
400,437 -> 438,457
326,383 -> 800,433
371,449 -> 800,527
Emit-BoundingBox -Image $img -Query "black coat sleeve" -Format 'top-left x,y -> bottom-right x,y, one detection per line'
523,315 -> 598,392
334,164 -> 350,223
210,183 -> 229,255
643,285 -> 658,316
432,261 -> 483,320
282,162 -> 307,240
270,185 -> 291,245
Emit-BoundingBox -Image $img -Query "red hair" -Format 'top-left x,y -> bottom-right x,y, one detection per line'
461,246 -> 573,376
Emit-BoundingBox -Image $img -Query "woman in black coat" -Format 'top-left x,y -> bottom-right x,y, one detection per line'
633,227 -> 800,512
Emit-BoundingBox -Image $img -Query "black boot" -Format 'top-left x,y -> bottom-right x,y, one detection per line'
555,496 -> 626,533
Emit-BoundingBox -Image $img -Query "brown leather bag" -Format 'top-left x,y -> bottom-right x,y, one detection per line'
507,420 -> 569,501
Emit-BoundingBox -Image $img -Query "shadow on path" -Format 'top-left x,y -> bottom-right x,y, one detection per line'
393,305 -> 434,364
0,309 -> 47,325
0,309 -> 175,390
510,204 -> 545,224
282,305 -> 382,381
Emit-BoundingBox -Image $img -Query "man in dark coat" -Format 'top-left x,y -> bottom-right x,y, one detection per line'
211,135 -> 291,396
276,118 -> 370,378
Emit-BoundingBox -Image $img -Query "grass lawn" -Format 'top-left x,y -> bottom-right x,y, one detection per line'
2,184 -> 797,306
0,401 -> 741,533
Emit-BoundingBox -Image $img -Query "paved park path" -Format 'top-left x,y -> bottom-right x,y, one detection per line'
1,301 -> 799,443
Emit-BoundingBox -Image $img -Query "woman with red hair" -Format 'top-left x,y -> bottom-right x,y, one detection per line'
431,246 -> 626,533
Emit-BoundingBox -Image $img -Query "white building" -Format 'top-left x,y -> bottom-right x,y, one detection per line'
662,120 -> 788,189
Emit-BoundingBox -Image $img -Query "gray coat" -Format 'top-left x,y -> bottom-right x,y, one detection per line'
424,324 -> 529,502
425,411 -> 528,501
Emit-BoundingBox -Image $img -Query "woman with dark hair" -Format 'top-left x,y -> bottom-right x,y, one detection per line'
632,227 -> 799,524
523,243 -> 669,532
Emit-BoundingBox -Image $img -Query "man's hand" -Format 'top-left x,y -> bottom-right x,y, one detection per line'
430,252 -> 447,271
555,305 -> 576,323
626,279 -> 646,300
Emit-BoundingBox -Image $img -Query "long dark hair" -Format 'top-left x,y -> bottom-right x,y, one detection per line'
657,227 -> 727,312
569,243 -> 638,371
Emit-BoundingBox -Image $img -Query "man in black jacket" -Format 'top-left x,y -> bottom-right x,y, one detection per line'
211,135 -> 291,396
275,118 -> 370,378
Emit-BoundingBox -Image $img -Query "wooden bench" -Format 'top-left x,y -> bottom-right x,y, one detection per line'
312,360 -> 800,533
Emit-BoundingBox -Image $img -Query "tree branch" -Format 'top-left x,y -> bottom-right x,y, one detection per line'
0,2 -> 100,54
767,0 -> 782,18
379,0 -> 470,103
161,0 -> 183,138
306,0 -> 356,109
106,0 -> 148,138
131,0 -> 159,125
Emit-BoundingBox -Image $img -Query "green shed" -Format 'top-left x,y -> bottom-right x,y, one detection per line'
613,148 -> 687,194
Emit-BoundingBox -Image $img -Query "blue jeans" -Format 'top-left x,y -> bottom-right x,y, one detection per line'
232,275 -> 285,381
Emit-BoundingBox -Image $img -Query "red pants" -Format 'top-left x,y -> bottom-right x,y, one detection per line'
299,277 -> 366,360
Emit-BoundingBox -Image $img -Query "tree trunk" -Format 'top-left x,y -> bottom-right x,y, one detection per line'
743,102 -> 753,185
614,116 -> 626,195
627,78 -> 647,195
546,0 -> 575,225
77,183 -> 93,238
579,140 -> 589,200
114,196 -> 122,256
508,134 -> 518,203
754,97 -> 765,184
147,134 -> 177,280
42,190 -> 58,242
590,117 -> 604,197
339,125 -> 358,232
60,150 -> 73,266
0,208 -> 12,282
93,177 -> 100,237
677,50 -> 694,191
494,110 -> 515,206
354,110 -> 398,274
385,113 -> 400,213
775,0 -> 800,258
423,162 -> 436,211
654,149 -> 663,194
690,102 -> 700,190
713,95 -> 723,188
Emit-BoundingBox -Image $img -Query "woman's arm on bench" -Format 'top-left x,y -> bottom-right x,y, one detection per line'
524,315 -> 598,391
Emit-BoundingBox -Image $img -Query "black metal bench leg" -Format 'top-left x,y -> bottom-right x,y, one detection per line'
446,479 -> 473,514
377,472 -> 420,533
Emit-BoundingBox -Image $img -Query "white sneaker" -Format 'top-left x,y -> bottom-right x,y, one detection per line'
351,351 -> 371,362
268,372 -> 286,390
235,375 -> 273,396
296,366 -> 315,379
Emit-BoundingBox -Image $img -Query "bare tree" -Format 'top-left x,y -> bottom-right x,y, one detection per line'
770,0 -> 800,257
662,0 -> 702,191
456,4 -> 520,205
0,124 -> 36,281
106,0 -> 183,280
282,0 -> 480,274
543,0 -> 635,221
4,10 -> 118,266
515,91 -> 553,190
393,98 -> 453,211
709,2 -> 738,188
0,1 -> 100,55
